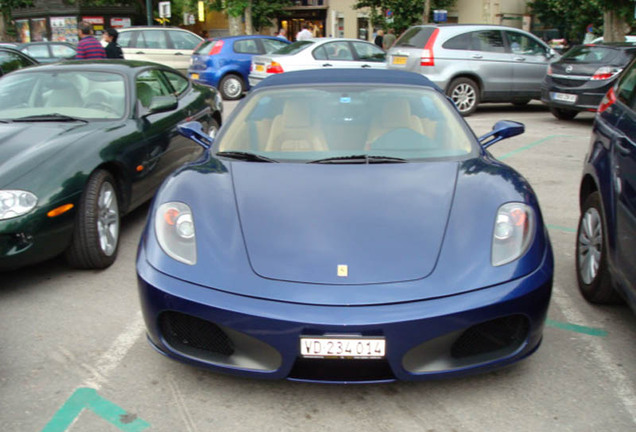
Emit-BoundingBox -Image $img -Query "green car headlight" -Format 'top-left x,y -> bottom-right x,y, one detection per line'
155,202 -> 197,265
0,190 -> 38,221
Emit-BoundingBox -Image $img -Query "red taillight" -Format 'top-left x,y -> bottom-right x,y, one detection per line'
208,40 -> 224,56
420,28 -> 439,67
591,66 -> 622,81
266,61 -> 284,74
598,87 -> 617,113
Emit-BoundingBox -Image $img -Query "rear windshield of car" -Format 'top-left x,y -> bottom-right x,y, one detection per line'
217,85 -> 475,162
562,46 -> 620,63
394,27 -> 436,48
273,40 -> 313,55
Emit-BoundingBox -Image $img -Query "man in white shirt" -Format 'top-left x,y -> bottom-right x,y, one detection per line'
296,24 -> 313,41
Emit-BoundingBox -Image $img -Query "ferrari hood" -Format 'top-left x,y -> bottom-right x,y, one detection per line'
0,122 -> 96,187
232,162 -> 458,285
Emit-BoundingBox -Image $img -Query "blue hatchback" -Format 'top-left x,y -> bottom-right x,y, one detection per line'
576,57 -> 636,312
188,35 -> 289,100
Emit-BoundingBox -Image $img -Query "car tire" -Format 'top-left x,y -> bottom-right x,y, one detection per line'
447,77 -> 480,116
65,169 -> 120,269
550,107 -> 578,120
575,192 -> 622,304
219,74 -> 244,100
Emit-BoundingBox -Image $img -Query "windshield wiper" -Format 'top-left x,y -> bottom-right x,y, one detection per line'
308,154 -> 407,164
215,151 -> 278,163
13,113 -> 88,123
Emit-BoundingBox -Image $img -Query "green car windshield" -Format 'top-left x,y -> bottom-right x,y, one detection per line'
217,85 -> 476,162
0,70 -> 126,120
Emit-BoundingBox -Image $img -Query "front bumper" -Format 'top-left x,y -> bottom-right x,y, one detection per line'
137,245 -> 553,383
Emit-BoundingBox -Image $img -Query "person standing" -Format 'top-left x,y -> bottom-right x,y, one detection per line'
76,21 -> 106,59
382,28 -> 396,50
296,24 -> 312,41
374,29 -> 384,48
278,28 -> 288,41
102,28 -> 124,59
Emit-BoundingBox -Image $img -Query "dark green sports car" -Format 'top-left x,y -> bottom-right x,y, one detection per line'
0,60 -> 223,270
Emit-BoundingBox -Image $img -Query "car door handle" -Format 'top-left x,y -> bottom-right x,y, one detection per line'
471,54 -> 483,59
514,57 -> 526,61
361,64 -> 371,68
135,51 -> 145,54
322,63 -> 333,67
616,137 -> 632,155
174,52 -> 184,56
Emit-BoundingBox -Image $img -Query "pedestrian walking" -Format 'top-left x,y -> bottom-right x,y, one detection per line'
374,29 -> 384,48
383,28 -> 396,50
76,21 -> 106,59
296,24 -> 312,41
102,28 -> 124,59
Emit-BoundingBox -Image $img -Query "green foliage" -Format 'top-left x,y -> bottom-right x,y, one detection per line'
207,0 -> 292,31
354,0 -> 456,33
530,0 -> 635,42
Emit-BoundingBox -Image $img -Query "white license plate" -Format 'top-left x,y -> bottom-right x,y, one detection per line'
300,337 -> 386,359
552,92 -> 577,103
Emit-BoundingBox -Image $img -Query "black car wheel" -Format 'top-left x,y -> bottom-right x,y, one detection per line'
448,77 -> 479,116
575,192 -> 622,304
550,107 -> 578,120
220,74 -> 244,100
65,169 -> 120,269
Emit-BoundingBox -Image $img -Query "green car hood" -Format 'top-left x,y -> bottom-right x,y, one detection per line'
0,122 -> 100,188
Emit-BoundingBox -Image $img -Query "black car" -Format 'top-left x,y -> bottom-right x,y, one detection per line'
18,41 -> 76,63
576,57 -> 636,312
541,43 -> 636,120
0,46 -> 38,76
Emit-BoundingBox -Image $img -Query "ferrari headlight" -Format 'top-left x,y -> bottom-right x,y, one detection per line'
492,203 -> 535,266
155,202 -> 197,265
0,190 -> 38,220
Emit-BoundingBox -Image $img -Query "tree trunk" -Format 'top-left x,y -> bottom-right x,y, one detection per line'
245,0 -> 253,35
0,14 -> 7,41
603,9 -> 626,43
422,0 -> 430,24
229,14 -> 242,36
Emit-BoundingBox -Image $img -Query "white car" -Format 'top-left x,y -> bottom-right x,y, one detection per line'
249,38 -> 386,87
117,27 -> 203,73
590,35 -> 636,44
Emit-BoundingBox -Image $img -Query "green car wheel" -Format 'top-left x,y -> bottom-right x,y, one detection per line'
65,169 -> 120,269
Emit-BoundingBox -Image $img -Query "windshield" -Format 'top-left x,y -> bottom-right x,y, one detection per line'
273,40 -> 314,55
0,70 -> 126,121
217,85 -> 475,162
562,46 -> 620,63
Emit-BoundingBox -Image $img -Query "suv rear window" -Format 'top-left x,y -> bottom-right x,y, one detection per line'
394,27 -> 436,48
563,46 -> 620,63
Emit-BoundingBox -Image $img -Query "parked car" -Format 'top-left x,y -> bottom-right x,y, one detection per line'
386,24 -> 559,116
248,38 -> 386,87
17,41 -> 76,63
590,35 -> 636,44
137,69 -> 553,382
0,46 -> 38,76
576,58 -> 636,312
188,35 -> 290,100
541,44 -> 636,120
117,26 -> 203,73
0,60 -> 223,271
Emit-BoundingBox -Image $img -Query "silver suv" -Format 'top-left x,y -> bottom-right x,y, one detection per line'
387,24 -> 558,115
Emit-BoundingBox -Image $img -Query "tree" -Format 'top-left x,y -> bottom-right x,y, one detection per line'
1,0 -> 33,40
354,0 -> 456,33
207,0 -> 292,35
530,0 -> 634,43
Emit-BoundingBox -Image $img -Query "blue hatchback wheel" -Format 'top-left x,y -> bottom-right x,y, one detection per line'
220,74 -> 244,100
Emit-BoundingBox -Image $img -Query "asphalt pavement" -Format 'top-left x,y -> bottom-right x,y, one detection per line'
1,100 -> 635,432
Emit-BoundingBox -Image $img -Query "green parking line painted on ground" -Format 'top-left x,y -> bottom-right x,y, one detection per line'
498,134 -> 575,160
41,387 -> 150,432
547,224 -> 577,233
546,319 -> 608,337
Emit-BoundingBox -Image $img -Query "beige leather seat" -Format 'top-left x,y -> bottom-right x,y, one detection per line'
265,99 -> 327,152
44,81 -> 82,108
366,99 -> 424,147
